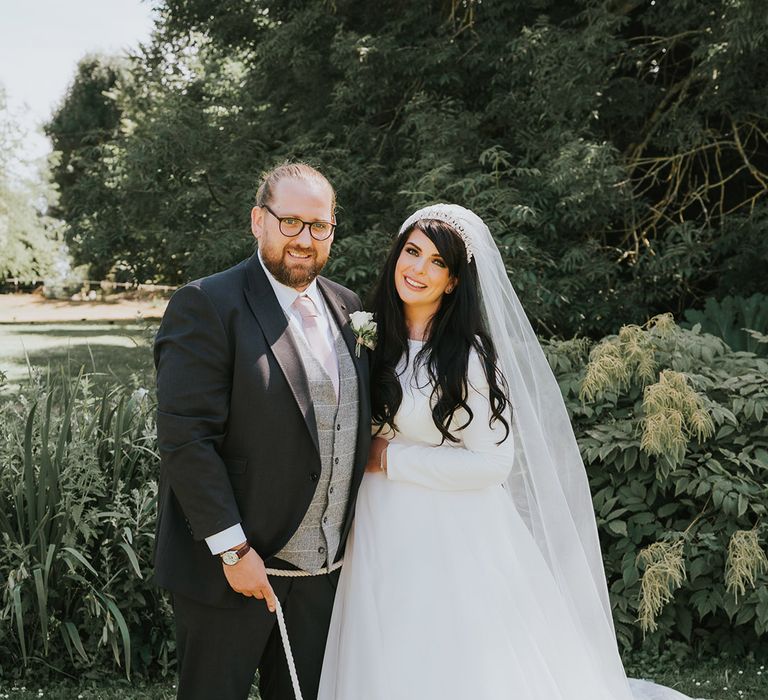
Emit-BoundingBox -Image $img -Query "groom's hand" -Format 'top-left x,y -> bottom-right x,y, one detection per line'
365,436 -> 389,473
222,548 -> 277,613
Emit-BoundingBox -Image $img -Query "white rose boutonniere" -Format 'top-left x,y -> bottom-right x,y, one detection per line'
349,310 -> 377,358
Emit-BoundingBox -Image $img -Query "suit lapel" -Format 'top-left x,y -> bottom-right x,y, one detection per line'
318,278 -> 362,376
243,255 -> 319,455
318,278 -> 370,431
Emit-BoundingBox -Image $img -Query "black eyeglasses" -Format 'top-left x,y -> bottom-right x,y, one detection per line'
264,205 -> 336,241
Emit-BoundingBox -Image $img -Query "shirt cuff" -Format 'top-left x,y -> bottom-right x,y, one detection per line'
205,523 -> 246,555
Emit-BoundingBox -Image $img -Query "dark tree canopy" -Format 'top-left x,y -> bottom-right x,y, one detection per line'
46,0 -> 768,336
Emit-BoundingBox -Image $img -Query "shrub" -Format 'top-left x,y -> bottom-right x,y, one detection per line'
3,316 -> 767,682
547,316 -> 768,656
682,294 -> 768,356
0,373 -> 171,681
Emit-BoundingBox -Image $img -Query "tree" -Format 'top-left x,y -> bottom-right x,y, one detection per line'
47,0 -> 768,336
0,86 -> 62,281
46,54 -> 129,279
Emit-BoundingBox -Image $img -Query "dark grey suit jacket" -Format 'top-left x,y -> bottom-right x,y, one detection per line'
153,253 -> 371,608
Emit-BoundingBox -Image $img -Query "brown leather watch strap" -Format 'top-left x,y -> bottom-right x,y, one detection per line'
221,541 -> 251,560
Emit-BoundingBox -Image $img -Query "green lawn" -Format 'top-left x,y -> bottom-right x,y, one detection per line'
0,680 -> 260,699
1,658 -> 768,699
625,653 -> 768,698
0,321 -> 157,396
2,655 -> 767,699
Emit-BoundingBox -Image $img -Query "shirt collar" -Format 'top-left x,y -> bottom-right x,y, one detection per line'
257,250 -> 324,314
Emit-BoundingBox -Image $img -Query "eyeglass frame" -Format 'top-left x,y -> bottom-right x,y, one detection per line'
263,204 -> 337,241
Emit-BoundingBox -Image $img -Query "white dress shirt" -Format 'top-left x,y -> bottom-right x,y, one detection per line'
205,252 -> 339,555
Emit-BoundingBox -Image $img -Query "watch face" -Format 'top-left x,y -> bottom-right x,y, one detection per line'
222,551 -> 240,565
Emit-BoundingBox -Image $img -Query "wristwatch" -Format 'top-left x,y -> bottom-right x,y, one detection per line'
220,542 -> 251,566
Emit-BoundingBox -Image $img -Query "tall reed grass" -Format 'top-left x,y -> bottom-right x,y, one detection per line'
0,372 -> 171,681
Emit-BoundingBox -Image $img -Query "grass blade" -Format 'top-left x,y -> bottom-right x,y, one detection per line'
33,567 -> 49,654
12,585 -> 27,662
22,401 -> 38,546
61,546 -> 98,577
99,593 -> 132,678
118,541 -> 143,579
63,621 -> 89,662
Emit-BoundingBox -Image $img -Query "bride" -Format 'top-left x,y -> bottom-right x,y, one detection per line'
316,204 -> 700,699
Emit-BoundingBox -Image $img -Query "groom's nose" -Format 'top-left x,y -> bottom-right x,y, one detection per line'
294,225 -> 315,247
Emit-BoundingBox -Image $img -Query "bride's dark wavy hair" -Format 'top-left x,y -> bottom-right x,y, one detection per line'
370,219 -> 511,444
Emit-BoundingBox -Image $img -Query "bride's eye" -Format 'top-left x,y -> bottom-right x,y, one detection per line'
432,258 -> 446,268
405,247 -> 419,256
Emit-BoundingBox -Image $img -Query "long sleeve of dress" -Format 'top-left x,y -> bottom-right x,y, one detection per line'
385,352 -> 514,491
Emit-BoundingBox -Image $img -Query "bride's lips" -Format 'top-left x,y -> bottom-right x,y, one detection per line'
403,275 -> 427,291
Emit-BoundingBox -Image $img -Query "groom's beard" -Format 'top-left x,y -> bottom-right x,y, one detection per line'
261,244 -> 328,288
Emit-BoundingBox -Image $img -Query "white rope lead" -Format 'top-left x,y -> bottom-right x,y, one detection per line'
266,559 -> 344,700
264,559 -> 343,577
274,598 -> 304,700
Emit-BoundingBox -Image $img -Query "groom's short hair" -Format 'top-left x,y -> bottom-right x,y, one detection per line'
255,161 -> 336,212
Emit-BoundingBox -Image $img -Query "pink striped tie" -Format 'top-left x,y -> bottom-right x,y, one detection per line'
293,294 -> 339,398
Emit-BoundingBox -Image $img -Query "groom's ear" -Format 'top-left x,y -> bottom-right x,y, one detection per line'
251,206 -> 265,242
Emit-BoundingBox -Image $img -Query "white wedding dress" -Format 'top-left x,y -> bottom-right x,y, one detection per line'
318,341 -> 699,700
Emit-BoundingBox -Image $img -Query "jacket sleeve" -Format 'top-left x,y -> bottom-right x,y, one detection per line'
154,283 -> 242,540
385,353 -> 514,491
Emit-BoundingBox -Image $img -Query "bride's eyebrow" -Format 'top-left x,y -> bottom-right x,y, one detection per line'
407,242 -> 443,258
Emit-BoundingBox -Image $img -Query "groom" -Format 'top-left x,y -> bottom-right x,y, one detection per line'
154,162 -> 371,700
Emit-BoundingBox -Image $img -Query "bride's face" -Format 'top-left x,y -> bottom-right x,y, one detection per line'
394,228 -> 457,312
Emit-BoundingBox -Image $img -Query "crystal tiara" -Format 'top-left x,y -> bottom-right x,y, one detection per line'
399,205 -> 474,263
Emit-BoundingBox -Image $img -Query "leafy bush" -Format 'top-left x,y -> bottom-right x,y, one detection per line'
2,316 -> 767,683
682,294 -> 768,356
547,317 -> 768,656
0,373 -> 171,681
46,0 -> 768,338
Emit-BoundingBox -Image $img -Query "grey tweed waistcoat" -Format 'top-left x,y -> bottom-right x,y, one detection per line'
275,314 -> 359,572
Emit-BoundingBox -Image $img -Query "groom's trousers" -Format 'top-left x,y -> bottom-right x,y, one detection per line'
172,567 -> 340,700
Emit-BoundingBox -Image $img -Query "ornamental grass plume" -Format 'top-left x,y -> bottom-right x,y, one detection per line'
579,325 -> 653,402
649,312 -> 677,337
637,539 -> 686,634
641,370 -> 715,466
725,529 -> 768,599
579,341 -> 631,402
579,315 -> 672,403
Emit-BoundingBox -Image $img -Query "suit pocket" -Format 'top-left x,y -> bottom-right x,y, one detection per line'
223,457 -> 247,474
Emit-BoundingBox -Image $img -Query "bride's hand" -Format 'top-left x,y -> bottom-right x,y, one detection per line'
365,436 -> 389,473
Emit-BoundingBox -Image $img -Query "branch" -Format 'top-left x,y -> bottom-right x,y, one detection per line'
204,171 -> 226,209
730,116 -> 768,190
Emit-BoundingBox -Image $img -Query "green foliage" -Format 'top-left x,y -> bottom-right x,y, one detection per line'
45,0 -> 768,337
0,373 -> 171,681
550,320 -> 768,656
0,86 -> 63,280
682,294 -> 768,356
2,316 -> 768,681
44,55 -> 130,280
